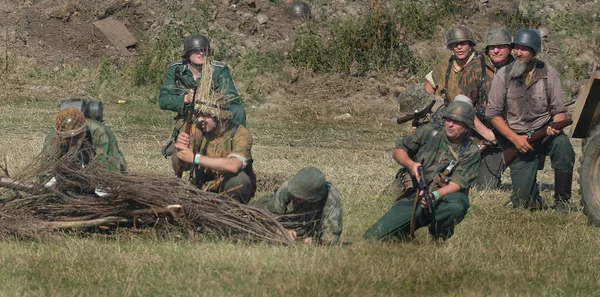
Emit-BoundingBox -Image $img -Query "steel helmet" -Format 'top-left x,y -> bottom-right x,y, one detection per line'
182,34 -> 211,58
55,107 -> 86,138
443,95 -> 475,129
445,26 -> 476,48
512,28 -> 541,54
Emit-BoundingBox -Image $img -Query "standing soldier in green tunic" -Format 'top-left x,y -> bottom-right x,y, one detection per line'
256,167 -> 343,245
459,28 -> 515,189
364,98 -> 480,241
159,34 -> 247,159
174,95 -> 255,204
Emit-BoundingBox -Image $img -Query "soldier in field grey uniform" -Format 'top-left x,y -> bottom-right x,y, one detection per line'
256,167 -> 343,245
364,98 -> 480,241
486,29 -> 575,212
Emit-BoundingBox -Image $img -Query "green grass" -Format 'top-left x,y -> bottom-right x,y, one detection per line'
1,93 -> 599,296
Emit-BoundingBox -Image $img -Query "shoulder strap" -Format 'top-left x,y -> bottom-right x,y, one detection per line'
503,62 -> 514,120
230,123 -> 239,151
440,57 -> 454,101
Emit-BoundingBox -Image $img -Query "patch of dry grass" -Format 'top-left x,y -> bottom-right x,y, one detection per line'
1,86 -> 599,296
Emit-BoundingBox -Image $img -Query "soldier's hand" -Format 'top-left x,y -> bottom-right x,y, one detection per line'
546,125 -> 560,136
482,129 -> 497,144
286,229 -> 297,241
410,162 -> 422,183
512,135 -> 533,153
175,132 -> 191,148
408,126 -> 417,134
184,89 -> 195,103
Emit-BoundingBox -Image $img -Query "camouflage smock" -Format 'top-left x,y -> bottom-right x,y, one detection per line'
42,119 -> 127,172
396,123 -> 480,193
259,180 -> 343,244
189,123 -> 253,188
159,59 -> 247,126
459,53 -> 514,120
425,51 -> 478,101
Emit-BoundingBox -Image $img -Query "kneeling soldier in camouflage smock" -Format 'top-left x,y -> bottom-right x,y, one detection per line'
256,167 -> 343,245
42,107 -> 127,173
364,98 -> 480,241
174,96 -> 256,204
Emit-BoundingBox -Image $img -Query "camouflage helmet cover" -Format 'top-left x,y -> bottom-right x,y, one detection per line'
182,34 -> 211,58
287,166 -> 327,203
55,107 -> 86,138
445,26 -> 476,48
443,95 -> 475,129
485,28 -> 512,47
512,28 -> 542,54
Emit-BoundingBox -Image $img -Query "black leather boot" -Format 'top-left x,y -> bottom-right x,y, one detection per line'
551,171 -> 572,213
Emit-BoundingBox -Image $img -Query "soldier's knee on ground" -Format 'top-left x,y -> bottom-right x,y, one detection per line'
222,171 -> 255,204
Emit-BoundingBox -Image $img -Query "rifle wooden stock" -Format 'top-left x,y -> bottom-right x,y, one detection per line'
396,100 -> 436,125
502,119 -> 573,166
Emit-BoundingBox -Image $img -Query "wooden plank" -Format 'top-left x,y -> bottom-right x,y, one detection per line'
93,17 -> 137,55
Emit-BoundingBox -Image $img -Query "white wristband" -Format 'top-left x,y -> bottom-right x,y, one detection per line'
193,153 -> 202,166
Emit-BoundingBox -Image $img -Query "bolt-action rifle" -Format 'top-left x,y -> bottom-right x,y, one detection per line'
174,69 -> 198,178
476,99 -> 577,153
396,99 -> 437,127
409,165 -> 435,239
501,119 -> 573,167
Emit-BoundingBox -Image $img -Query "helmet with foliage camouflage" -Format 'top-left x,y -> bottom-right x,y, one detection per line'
182,34 -> 211,58
443,95 -> 474,129
445,26 -> 476,48
55,107 -> 87,138
288,167 -> 327,203
289,1 -> 311,19
485,28 -> 512,48
196,95 -> 233,121
512,28 -> 541,54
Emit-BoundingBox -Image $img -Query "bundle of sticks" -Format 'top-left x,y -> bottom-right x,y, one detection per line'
0,145 -> 292,244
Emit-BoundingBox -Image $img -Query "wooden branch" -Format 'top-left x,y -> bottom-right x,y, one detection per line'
38,216 -> 129,230
129,205 -> 183,218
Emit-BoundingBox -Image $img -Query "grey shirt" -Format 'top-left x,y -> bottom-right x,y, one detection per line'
485,60 -> 566,133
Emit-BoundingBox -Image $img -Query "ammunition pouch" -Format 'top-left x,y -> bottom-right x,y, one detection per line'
394,168 -> 416,201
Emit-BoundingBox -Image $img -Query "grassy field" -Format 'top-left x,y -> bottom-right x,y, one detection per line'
0,91 -> 599,297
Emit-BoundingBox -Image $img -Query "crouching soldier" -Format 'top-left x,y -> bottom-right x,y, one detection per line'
174,96 -> 256,204
42,107 -> 127,173
255,167 -> 343,245
364,98 -> 480,241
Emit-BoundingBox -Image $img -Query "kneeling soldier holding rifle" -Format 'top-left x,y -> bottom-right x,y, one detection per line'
364,97 -> 480,241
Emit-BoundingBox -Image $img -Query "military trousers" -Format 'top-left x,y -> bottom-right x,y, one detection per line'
218,170 -> 256,204
508,133 -> 575,208
476,145 -> 504,189
363,192 -> 470,241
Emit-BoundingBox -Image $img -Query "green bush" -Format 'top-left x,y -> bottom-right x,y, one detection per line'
290,9 -> 421,75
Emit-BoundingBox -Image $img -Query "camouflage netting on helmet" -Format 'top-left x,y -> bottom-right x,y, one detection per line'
55,107 -> 86,138
397,84 -> 439,115
0,144 -> 292,244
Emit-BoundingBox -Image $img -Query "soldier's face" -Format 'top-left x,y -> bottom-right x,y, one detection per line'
443,119 -> 468,141
197,115 -> 217,133
188,50 -> 206,65
61,132 -> 84,147
512,45 -> 535,64
450,41 -> 473,61
487,44 -> 511,65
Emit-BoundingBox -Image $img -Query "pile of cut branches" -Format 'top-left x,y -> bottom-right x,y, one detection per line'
0,144 -> 292,244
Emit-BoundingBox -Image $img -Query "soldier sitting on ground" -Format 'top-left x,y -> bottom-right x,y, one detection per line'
255,167 -> 343,245
364,98 -> 480,241
174,96 -> 256,204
